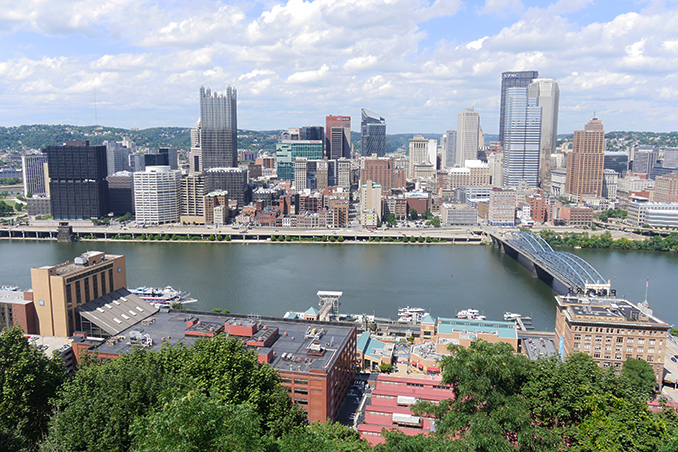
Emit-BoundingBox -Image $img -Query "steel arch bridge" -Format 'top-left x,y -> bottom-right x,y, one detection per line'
503,231 -> 607,290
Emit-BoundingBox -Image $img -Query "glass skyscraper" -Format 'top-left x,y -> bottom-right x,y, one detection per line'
361,108 -> 386,157
199,85 -> 237,170
499,70 -> 538,145
502,87 -> 542,188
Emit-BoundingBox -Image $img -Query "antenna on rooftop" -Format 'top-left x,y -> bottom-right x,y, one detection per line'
94,87 -> 98,126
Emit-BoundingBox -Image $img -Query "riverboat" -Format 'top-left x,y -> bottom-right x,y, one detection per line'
129,285 -> 195,305
397,306 -> 430,323
456,308 -> 486,320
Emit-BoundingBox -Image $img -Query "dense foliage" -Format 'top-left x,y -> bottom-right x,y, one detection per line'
540,230 -> 678,252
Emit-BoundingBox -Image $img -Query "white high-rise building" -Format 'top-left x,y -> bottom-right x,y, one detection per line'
22,154 -> 48,196
427,139 -> 438,169
502,87 -> 542,188
443,130 -> 457,169
528,78 -> 560,189
455,108 -> 480,166
133,166 -> 181,226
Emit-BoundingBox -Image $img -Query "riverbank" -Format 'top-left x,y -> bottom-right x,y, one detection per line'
539,229 -> 678,252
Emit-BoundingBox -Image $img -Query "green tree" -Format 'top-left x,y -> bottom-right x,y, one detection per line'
0,326 -> 67,451
622,358 -> 657,399
409,208 -> 418,220
385,213 -> 397,228
379,363 -> 393,373
277,421 -> 370,452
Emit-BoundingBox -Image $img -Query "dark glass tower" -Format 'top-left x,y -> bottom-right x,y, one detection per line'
47,141 -> 109,219
499,71 -> 538,145
361,108 -> 386,157
199,85 -> 238,169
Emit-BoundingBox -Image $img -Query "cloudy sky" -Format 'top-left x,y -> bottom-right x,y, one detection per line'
1,0 -> 677,135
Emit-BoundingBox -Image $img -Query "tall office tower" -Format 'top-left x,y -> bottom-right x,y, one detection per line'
443,130 -> 457,168
632,146 -> 660,178
190,119 -> 202,172
205,167 -> 249,208
31,251 -> 126,336
359,180 -> 382,225
301,126 -> 325,142
275,140 -> 324,181
360,109 -> 386,157
199,85 -> 238,170
602,169 -> 619,200
103,140 -> 130,176
655,174 -> 678,202
133,166 -> 181,225
144,153 -> 169,167
502,87 -> 542,188
360,155 -> 393,193
46,141 -> 109,220
664,148 -> 678,169
107,171 -> 134,216
159,148 -> 178,170
325,115 -> 351,160
604,151 -> 629,176
427,139 -> 438,169
565,118 -> 605,199
528,78 -> 560,189
180,172 -> 210,224
456,108 -> 481,166
22,154 -> 48,196
129,153 -> 145,172
295,158 -> 308,190
336,158 -> 351,190
408,135 -> 430,178
487,152 -> 503,187
499,70 -> 539,144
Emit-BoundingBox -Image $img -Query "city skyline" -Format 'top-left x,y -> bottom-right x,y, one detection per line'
1,1 -> 678,134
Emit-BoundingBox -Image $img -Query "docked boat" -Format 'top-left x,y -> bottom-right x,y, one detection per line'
397,306 -> 430,323
504,312 -> 522,321
456,309 -> 486,320
129,285 -> 193,305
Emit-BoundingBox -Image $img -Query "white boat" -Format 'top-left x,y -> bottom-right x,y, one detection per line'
397,307 -> 430,323
456,309 -> 486,320
129,285 -> 189,304
504,312 -> 522,321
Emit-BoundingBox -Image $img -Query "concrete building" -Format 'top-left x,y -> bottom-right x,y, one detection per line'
325,115 -> 351,160
440,203 -> 477,226
21,154 -> 48,196
550,167 -> 567,198
133,166 -> 181,226
107,171 -> 134,216
487,152 -> 503,187
632,146 -> 660,178
654,174 -> 678,203
502,87 -> 542,188
553,204 -> 593,227
408,135 -> 430,178
0,289 -> 36,334
456,108 -> 481,166
276,141 -> 324,182
488,188 -> 516,226
499,70 -> 539,145
455,185 -> 492,207
604,151 -> 629,176
360,155 -> 393,193
46,141 -> 109,220
336,158 -> 351,190
566,118 -> 605,198
180,172 -> 209,224
27,195 -> 51,217
628,199 -> 678,227
664,148 -> 678,169
103,140 -> 131,176
602,169 -> 619,200
440,160 -> 491,190
198,85 -> 238,169
443,130 -> 457,169
360,180 -> 382,226
294,158 -> 308,191
528,78 -> 559,189
205,167 -> 249,208
361,109 -> 386,157
31,251 -> 126,337
555,293 -> 669,384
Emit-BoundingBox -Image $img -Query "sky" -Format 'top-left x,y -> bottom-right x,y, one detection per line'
1,0 -> 678,135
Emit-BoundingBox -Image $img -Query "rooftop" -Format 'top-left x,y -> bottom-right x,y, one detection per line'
437,317 -> 518,340
77,288 -> 159,336
0,289 -> 31,305
557,295 -> 669,327
39,252 -> 121,277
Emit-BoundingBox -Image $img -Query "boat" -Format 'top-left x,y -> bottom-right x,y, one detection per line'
397,307 -> 430,323
504,312 -> 522,321
456,309 -> 486,320
129,285 -> 193,305
0,285 -> 20,291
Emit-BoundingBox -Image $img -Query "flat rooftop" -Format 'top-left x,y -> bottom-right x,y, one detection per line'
0,289 -> 31,305
40,252 -> 122,277
93,309 -> 355,375
437,317 -> 518,340
557,295 -> 669,327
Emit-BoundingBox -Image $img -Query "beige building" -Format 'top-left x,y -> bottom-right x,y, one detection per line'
488,188 -> 516,226
655,174 -> 678,203
555,292 -> 669,384
566,118 -> 605,198
180,172 -> 209,224
408,135 -> 430,178
31,252 -> 127,337
359,180 -> 382,225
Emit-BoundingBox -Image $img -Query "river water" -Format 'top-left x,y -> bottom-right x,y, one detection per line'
2,240 -> 677,331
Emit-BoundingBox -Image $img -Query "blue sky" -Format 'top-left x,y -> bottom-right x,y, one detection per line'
1,0 -> 677,135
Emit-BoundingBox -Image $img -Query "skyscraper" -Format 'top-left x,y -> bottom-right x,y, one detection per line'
199,85 -> 238,170
325,115 -> 351,160
528,78 -> 560,189
443,130 -> 457,169
408,135 -> 430,178
46,141 -> 109,219
502,87 -> 542,188
499,70 -> 539,144
456,108 -> 481,166
361,109 -> 386,157
22,154 -> 48,196
133,166 -> 181,226
566,118 -> 605,199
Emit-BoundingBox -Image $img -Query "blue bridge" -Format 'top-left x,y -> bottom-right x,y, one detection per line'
487,229 -> 614,296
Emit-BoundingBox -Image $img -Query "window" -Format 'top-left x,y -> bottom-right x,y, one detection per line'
584,344 -> 591,350
585,335 -> 592,342
66,284 -> 73,308
605,345 -> 612,351
648,356 -> 654,362
650,339 -> 656,345
605,337 -> 612,343
637,347 -> 644,353
75,281 -> 82,305
638,339 -> 645,345
294,379 -> 308,385
295,398 -> 308,405
93,276 -> 98,299
294,388 -> 308,395
109,269 -> 114,292
101,273 -> 106,294
626,347 -> 633,352
574,335 -> 581,341
280,377 -> 292,384
595,336 -> 602,342
593,353 -> 600,358
617,337 -> 624,343
648,348 -> 655,354
627,338 -> 634,344
573,343 -> 580,349
83,278 -> 90,303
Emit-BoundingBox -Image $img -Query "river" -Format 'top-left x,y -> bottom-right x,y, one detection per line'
2,240 -> 677,330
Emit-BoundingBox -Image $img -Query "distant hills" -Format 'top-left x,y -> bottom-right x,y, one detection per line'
2,124 -> 677,154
